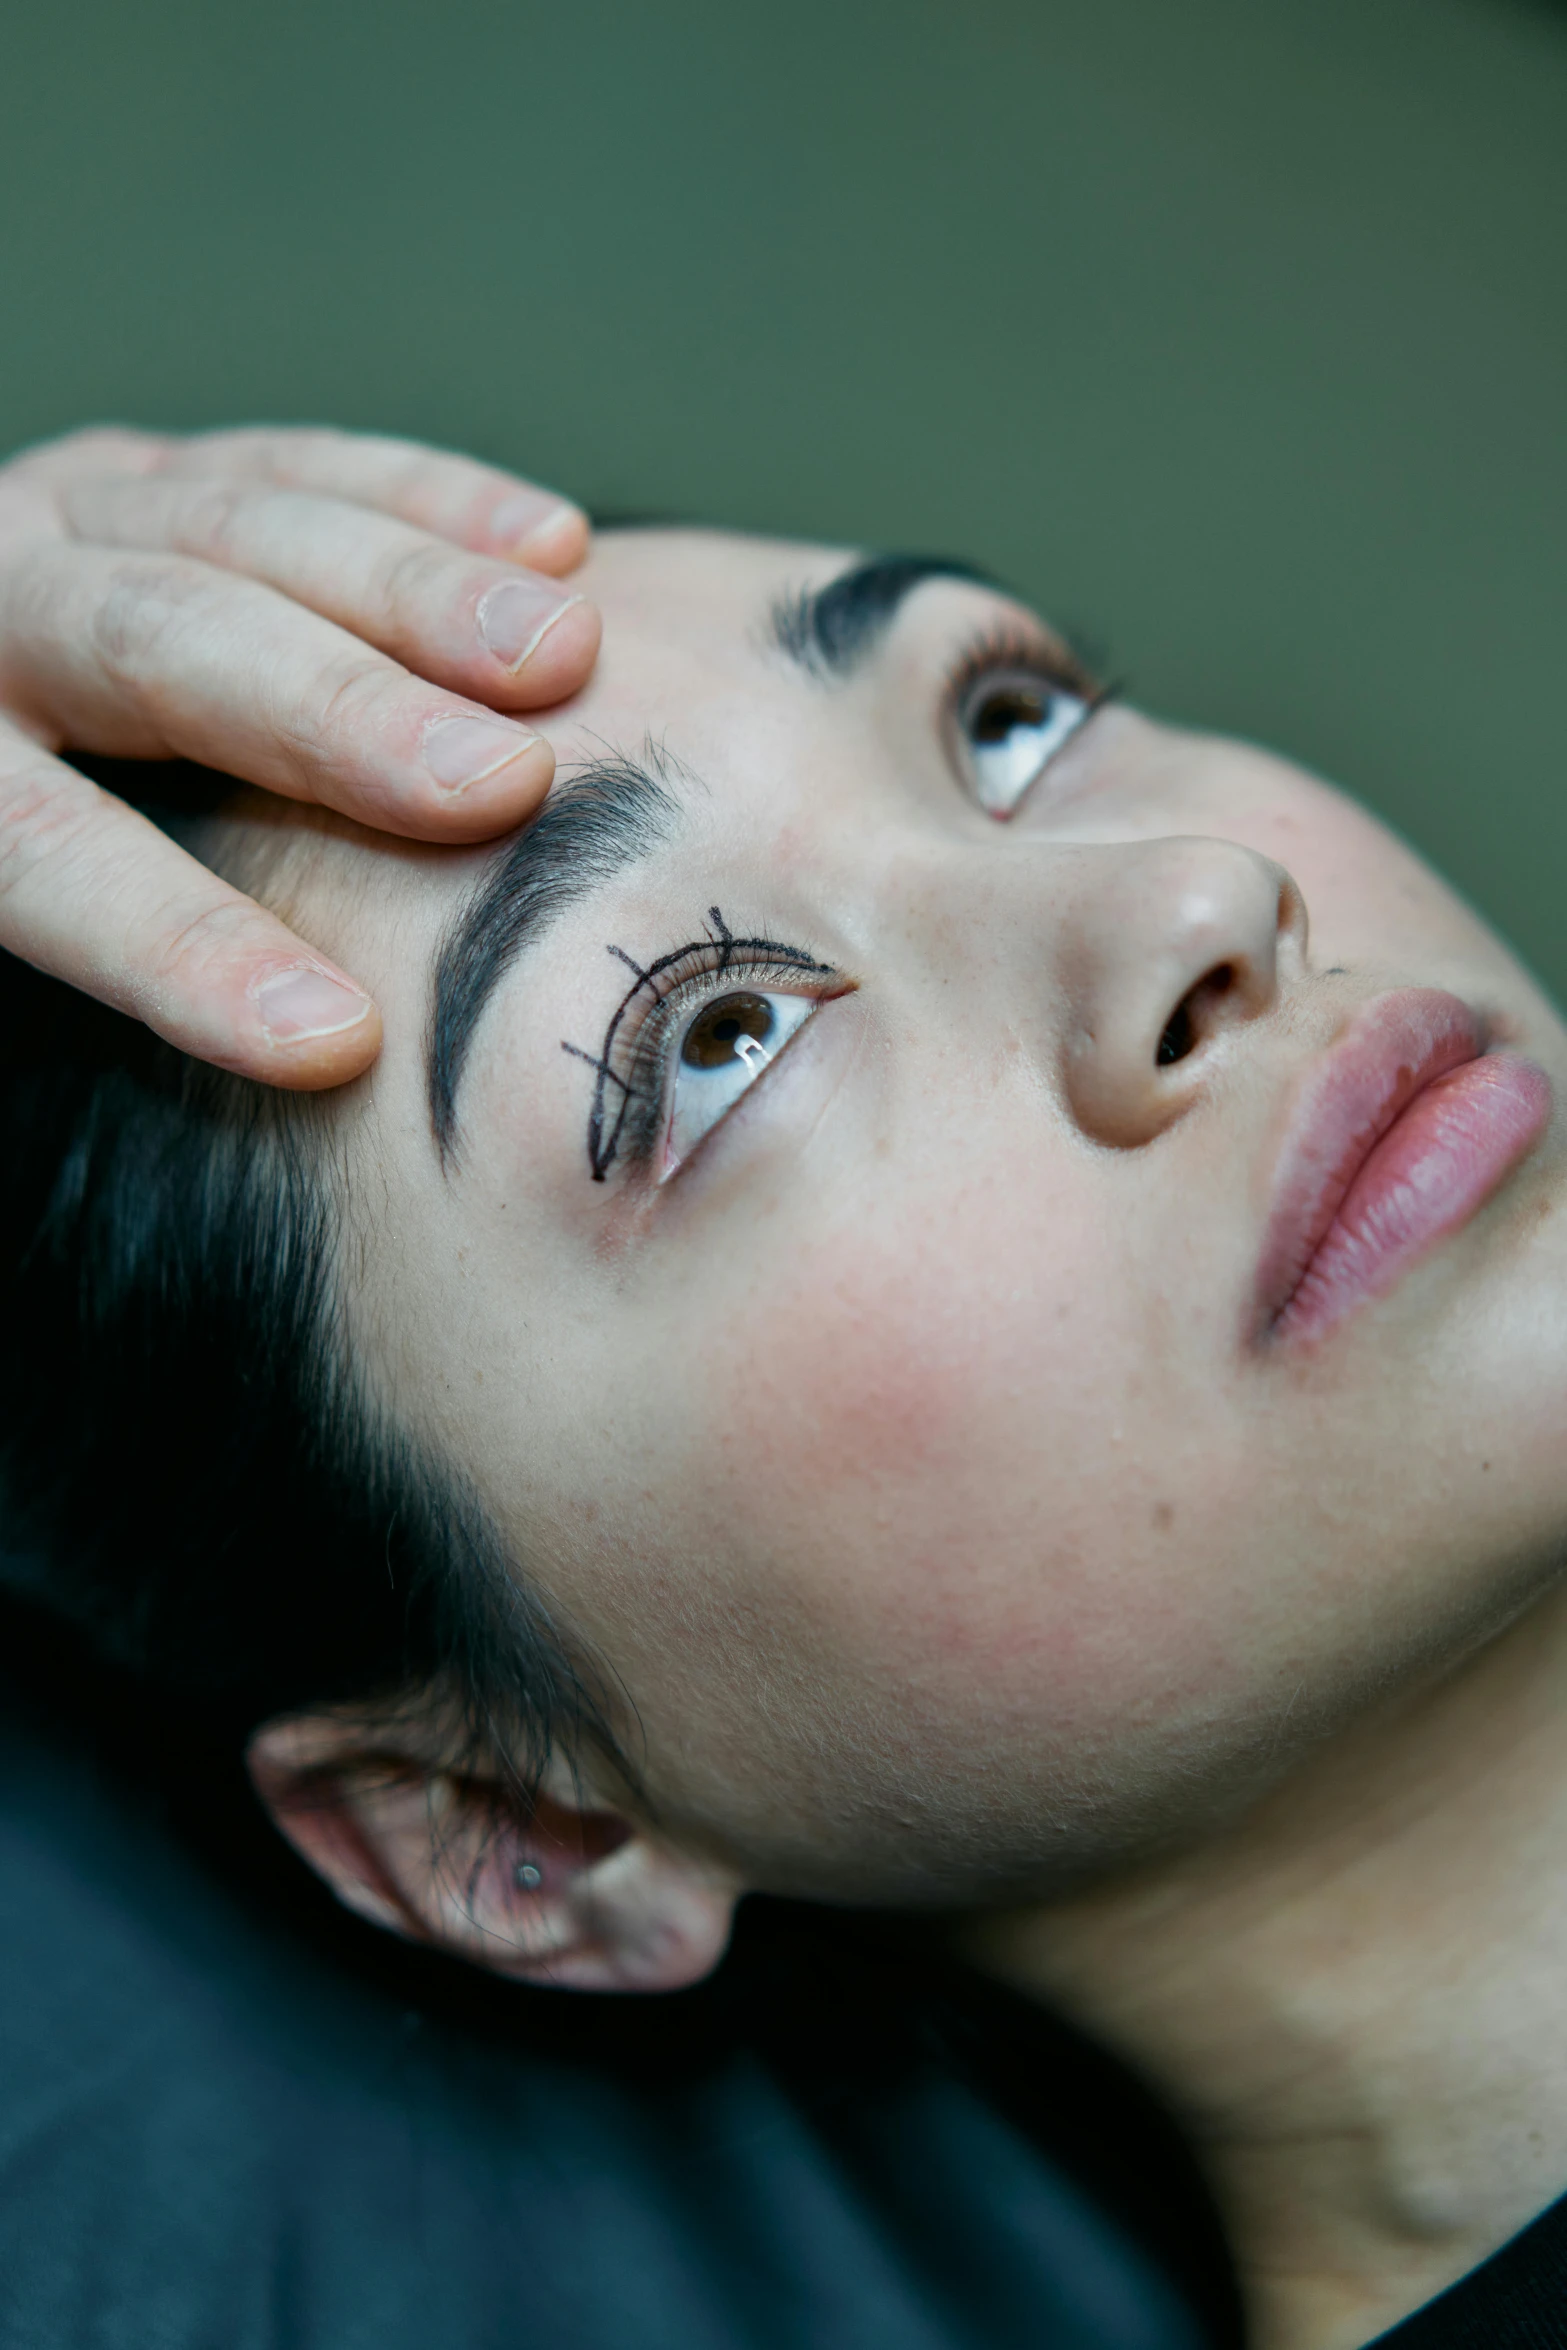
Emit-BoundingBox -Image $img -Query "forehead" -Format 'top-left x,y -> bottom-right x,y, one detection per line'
548,528 -> 1032,842
219,530 -> 860,936
554,528 -> 841,779
574,526 -> 852,664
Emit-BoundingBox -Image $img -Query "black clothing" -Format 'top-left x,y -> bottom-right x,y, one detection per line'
0,1606 -> 1240,2350
1368,2198 -> 1567,2347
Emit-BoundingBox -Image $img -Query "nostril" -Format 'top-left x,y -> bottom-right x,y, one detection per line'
1156,1000 -> 1195,1067
1156,963 -> 1235,1068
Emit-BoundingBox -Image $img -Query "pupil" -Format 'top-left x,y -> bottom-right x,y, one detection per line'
682,992 -> 776,1069
973,688 -> 1044,743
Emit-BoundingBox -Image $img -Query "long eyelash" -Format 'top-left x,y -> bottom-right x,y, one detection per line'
940,617 -> 1104,717
562,905 -> 835,1181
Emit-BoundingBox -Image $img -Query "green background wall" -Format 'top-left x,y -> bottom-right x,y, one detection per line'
2,0 -> 1563,985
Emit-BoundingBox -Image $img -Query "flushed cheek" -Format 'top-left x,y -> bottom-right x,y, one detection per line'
674,1218 -> 1233,1709
699,1214 -> 1082,1498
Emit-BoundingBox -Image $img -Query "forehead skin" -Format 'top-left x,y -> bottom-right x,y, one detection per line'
237,529 -> 1567,1906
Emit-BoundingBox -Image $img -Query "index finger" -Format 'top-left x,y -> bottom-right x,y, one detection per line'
0,725 -> 381,1088
147,427 -> 592,574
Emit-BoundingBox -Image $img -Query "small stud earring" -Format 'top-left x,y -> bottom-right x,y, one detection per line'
514,1860 -> 543,1890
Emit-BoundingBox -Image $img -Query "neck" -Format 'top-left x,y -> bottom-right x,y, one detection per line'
966,1581 -> 1567,2350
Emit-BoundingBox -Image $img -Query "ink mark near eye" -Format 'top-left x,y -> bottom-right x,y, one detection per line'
561,908 -> 837,1183
708,903 -> 736,973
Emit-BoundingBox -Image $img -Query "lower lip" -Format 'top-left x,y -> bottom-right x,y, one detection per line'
1273,1050 -> 1552,1347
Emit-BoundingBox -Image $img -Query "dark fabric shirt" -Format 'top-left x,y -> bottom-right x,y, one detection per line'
0,1604 -> 1241,2350
1367,2198 -> 1567,2348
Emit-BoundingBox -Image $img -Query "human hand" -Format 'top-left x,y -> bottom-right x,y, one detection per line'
0,425 -> 601,1085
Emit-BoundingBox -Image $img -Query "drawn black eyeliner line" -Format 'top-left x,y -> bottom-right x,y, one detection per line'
709,905 -> 734,973
560,906 -> 832,1181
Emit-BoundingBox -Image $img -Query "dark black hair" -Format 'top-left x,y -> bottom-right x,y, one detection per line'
0,760 -> 617,1792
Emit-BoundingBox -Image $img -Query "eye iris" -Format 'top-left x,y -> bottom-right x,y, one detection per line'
681,992 -> 776,1069
972,686 -> 1046,743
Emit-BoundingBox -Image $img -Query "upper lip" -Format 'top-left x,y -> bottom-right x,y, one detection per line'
1253,988 -> 1489,1337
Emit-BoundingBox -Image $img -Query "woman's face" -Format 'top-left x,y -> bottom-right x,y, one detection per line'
265,528 -> 1567,1904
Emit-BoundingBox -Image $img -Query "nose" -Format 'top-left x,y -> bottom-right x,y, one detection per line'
1054,837 -> 1304,1147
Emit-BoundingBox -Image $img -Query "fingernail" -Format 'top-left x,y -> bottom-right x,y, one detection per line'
255,966 -> 373,1043
477,579 -> 583,674
490,494 -> 583,558
423,711 -> 541,794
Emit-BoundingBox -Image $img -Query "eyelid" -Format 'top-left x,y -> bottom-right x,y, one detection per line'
567,916 -> 840,1183
941,614 -> 1100,715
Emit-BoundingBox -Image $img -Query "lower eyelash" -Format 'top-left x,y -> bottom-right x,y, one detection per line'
562,906 -> 836,1181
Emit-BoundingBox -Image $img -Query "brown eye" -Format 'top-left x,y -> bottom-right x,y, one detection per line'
970,682 -> 1047,742
957,666 -> 1092,818
680,991 -> 777,1069
662,987 -> 820,1179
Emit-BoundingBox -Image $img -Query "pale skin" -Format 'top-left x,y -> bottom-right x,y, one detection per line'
37,512 -> 1567,2347
967,1585 -> 1567,2346
0,424 -> 601,1081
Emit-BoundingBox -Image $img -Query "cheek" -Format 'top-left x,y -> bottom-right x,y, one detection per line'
669,1192 -> 1248,1734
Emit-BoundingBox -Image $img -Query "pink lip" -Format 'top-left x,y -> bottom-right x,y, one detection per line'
1256,988 -> 1552,1347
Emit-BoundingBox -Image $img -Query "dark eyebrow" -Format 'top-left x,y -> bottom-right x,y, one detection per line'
769,553 -> 996,678
427,553 -> 998,1162
428,751 -> 682,1163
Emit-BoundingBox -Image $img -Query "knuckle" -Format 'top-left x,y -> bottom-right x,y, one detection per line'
380,448 -> 464,525
283,651 -> 403,782
164,426 -> 275,485
266,425 -> 370,487
8,425 -> 161,483
0,758 -> 100,905
371,532 -> 468,621
0,478 -> 60,562
169,479 -> 259,564
86,557 -> 209,698
240,426 -> 314,485
294,425 -> 352,467
145,891 -> 261,990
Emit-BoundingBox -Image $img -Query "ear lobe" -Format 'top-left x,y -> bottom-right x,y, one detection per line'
246,1714 -> 739,1994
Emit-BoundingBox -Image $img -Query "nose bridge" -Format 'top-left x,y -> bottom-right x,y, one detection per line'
1045,834 -> 1300,1148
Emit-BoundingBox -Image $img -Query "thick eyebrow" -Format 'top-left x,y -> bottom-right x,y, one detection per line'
427,553 -> 997,1161
769,553 -> 996,678
428,751 -> 682,1163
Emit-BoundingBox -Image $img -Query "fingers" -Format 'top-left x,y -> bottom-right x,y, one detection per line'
0,422 -> 595,1092
53,475 -> 601,711
3,544 -> 563,843
6,426 -> 170,489
0,718 -> 381,1088
144,425 -> 592,573
11,424 -> 589,572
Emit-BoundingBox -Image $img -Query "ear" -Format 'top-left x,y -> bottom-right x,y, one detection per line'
246,1713 -> 740,1993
